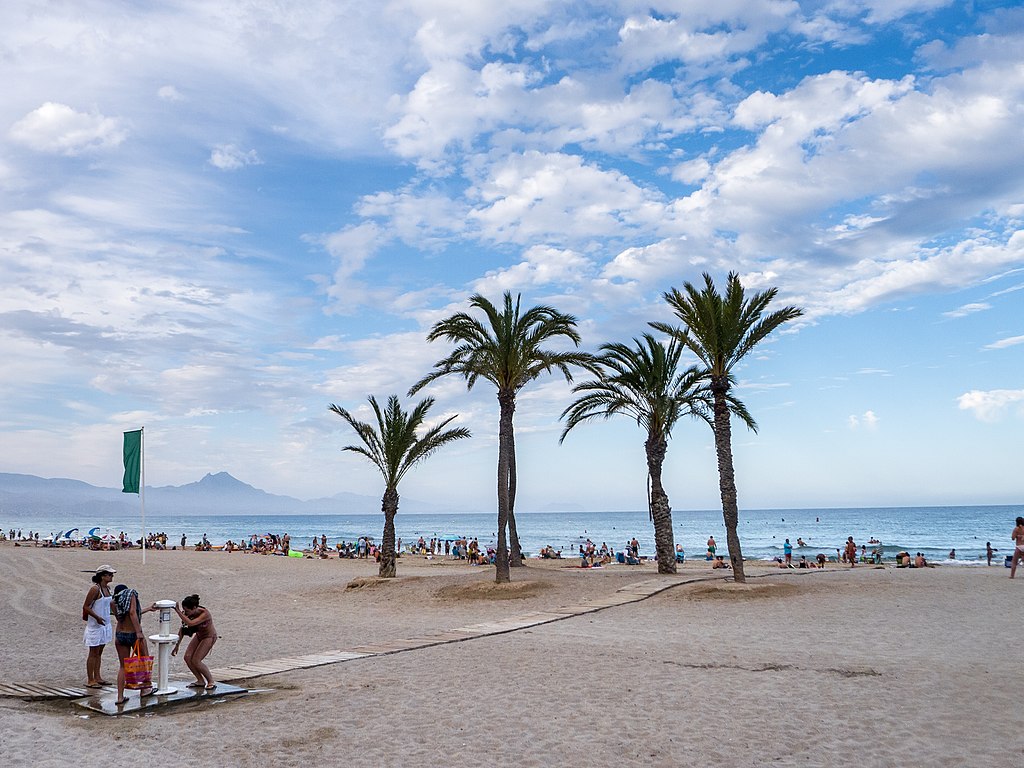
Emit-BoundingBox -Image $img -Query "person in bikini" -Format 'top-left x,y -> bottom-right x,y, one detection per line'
112,583 -> 158,705
845,536 -> 857,567
1010,517 -> 1024,579
172,594 -> 218,689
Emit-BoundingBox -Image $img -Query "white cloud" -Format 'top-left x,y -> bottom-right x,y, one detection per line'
943,302 -> 990,318
848,409 -> 879,430
615,4 -> 798,75
471,245 -> 593,295
157,85 -> 184,102
984,334 -> 1024,350
671,157 -> 711,185
9,102 -> 127,155
843,0 -> 955,25
467,151 -> 666,245
208,144 -> 262,170
803,230 -> 1024,318
957,389 -> 1024,422
313,221 -> 391,314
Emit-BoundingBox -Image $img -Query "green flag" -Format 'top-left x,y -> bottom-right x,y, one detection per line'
122,429 -> 142,494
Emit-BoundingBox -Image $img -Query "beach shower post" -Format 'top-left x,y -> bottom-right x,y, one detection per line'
149,600 -> 178,695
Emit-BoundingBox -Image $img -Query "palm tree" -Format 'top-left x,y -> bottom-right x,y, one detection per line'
329,395 -> 470,578
655,271 -> 803,582
560,333 -> 719,574
410,291 -> 592,583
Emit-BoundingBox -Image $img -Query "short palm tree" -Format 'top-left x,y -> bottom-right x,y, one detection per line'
655,272 -> 803,582
560,333 -> 721,573
329,395 -> 470,578
410,291 -> 592,584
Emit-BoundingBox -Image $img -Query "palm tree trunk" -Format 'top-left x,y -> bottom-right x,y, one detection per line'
379,487 -> 398,578
712,383 -> 745,582
495,391 -> 514,583
646,436 -> 676,574
508,430 -> 523,567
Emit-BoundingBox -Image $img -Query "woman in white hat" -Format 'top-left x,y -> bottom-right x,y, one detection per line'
82,565 -> 115,688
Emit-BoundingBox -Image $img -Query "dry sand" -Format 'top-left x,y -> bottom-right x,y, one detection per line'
1,544 -> 1022,767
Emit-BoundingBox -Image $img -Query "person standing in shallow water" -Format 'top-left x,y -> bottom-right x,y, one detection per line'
82,565 -> 115,687
1010,517 -> 1024,579
172,594 -> 218,689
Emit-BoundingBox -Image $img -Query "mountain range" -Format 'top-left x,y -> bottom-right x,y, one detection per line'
0,472 -> 449,518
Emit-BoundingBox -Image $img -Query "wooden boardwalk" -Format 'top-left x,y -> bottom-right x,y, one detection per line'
1,572 -> 723,700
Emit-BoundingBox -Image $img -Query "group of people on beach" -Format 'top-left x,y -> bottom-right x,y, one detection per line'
82,565 -> 218,706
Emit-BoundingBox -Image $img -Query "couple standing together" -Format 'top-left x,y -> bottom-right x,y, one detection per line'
82,565 -> 217,705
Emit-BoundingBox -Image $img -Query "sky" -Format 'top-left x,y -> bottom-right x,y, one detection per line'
1,0 -> 1022,514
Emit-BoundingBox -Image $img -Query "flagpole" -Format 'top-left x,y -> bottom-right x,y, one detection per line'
141,427 -> 146,566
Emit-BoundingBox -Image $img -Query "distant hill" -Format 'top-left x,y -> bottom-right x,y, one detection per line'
0,472 -> 445,517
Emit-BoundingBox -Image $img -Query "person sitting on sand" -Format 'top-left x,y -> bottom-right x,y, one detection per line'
172,594 -> 218,690
712,555 -> 730,569
914,552 -> 927,568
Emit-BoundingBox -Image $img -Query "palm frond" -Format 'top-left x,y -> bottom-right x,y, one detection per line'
330,395 -> 470,491
560,333 -> 707,445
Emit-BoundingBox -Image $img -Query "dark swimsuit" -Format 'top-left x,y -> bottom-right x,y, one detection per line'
115,631 -> 137,647
113,588 -> 142,647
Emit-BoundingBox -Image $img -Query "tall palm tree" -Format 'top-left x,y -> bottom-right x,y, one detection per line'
655,271 -> 803,582
410,291 -> 592,584
560,333 -> 723,574
329,395 -> 470,578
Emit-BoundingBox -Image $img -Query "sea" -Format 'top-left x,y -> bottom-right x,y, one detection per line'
4,504 -> 1021,565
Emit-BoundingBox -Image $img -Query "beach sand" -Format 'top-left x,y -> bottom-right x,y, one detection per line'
0,544 -> 1021,767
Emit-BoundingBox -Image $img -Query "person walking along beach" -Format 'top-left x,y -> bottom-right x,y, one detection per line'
172,594 -> 218,689
82,565 -> 115,688
845,536 -> 857,567
1010,517 -> 1024,579
112,583 -> 157,705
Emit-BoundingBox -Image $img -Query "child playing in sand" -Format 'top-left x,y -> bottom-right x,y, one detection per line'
172,594 -> 218,689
